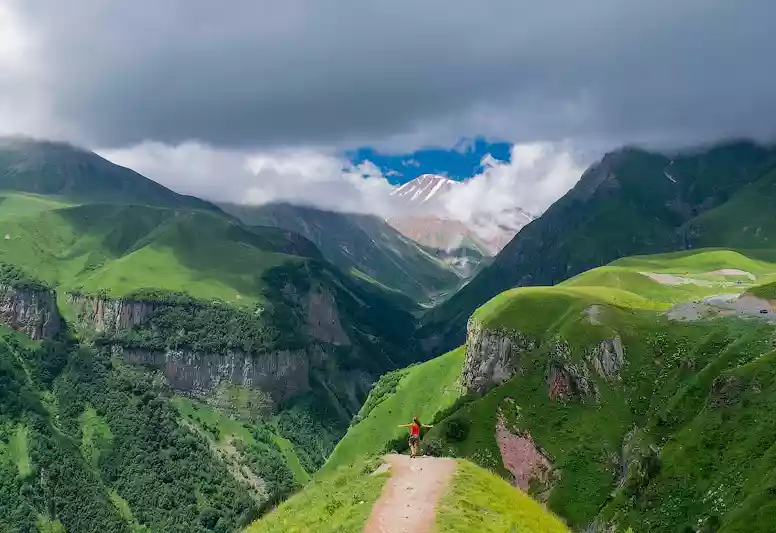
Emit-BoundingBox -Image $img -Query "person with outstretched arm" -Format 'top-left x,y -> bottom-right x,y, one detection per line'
398,416 -> 433,458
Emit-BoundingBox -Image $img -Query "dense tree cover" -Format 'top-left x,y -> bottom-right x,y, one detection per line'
0,328 -> 262,533
276,393 -> 345,472
0,262 -> 49,291
58,349 -> 258,532
235,428 -> 299,508
90,287 -> 307,354
0,332 -> 128,533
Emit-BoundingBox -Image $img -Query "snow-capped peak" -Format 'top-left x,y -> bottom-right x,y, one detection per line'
390,174 -> 457,204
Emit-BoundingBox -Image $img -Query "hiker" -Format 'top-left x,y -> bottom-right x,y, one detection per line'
398,416 -> 433,458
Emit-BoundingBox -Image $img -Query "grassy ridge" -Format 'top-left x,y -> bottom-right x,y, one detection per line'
332,247 -> 776,531
425,249 -> 776,531
324,347 -> 465,473
244,458 -> 388,533
246,457 -> 571,533
0,192 -> 71,221
436,460 -> 570,533
0,201 -> 312,305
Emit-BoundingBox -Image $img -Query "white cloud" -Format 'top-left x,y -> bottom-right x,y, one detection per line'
100,142 -> 401,217
444,143 -> 587,215
440,143 -> 589,242
0,2 -> 50,137
100,140 -> 589,244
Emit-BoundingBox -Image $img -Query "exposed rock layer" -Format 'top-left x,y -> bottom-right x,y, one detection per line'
0,284 -> 61,339
463,318 -> 535,394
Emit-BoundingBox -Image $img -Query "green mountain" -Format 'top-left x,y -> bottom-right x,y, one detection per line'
7,136 -> 776,532
0,137 -> 219,212
0,139 -> 424,533
220,202 -> 463,306
333,247 -> 776,532
421,140 -> 776,353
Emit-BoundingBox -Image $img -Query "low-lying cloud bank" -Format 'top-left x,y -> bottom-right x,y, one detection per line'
101,141 -> 590,231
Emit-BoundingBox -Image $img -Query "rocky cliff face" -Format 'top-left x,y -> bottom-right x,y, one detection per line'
68,292 -> 369,413
587,335 -> 626,381
307,286 -> 350,345
546,338 -> 598,403
118,346 -> 315,403
67,294 -> 159,333
0,284 -> 61,339
462,318 -> 535,394
463,319 -> 620,402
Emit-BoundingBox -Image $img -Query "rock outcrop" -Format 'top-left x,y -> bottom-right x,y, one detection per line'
588,335 -> 626,381
118,346 -> 315,403
307,286 -> 350,345
68,294 -> 159,333
547,338 -> 598,403
0,284 -> 61,339
462,318 -> 536,394
618,427 -> 660,491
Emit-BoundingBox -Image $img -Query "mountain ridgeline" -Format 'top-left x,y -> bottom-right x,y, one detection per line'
422,140 -> 776,353
0,137 -> 219,212
219,202 -> 463,307
3,136 -> 776,533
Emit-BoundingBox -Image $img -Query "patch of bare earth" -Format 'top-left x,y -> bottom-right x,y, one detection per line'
364,454 -> 457,533
495,417 -> 554,498
640,272 -> 713,286
709,269 -> 755,280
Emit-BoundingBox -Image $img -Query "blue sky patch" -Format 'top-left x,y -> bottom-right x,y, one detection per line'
348,137 -> 511,185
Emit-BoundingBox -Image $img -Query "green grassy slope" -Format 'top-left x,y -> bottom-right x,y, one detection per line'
340,248 -> 776,532
751,281 -> 776,300
560,249 -> 776,306
220,202 -> 461,304
680,166 -> 776,249
421,141 -> 776,353
0,137 -> 220,211
324,347 -> 465,472
0,202 -> 322,304
0,191 -> 72,221
423,249 -> 776,531
436,460 -> 570,533
244,458 -> 389,533
245,457 -> 570,533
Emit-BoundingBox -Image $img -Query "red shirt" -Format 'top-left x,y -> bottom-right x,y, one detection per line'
410,423 -> 420,436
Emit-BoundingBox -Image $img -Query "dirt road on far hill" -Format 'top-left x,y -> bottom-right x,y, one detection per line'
364,454 -> 457,533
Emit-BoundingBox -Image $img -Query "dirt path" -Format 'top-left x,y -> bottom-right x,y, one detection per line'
364,454 -> 457,533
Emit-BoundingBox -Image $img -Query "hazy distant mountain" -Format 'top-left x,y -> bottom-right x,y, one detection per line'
220,202 -> 464,305
386,173 -> 534,256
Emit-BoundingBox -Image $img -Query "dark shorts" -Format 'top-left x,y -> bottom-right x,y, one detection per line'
409,435 -> 420,445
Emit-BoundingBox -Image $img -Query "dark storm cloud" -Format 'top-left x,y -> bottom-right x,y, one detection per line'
6,0 -> 776,148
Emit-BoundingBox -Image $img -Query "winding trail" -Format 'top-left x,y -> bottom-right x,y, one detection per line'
364,454 -> 457,533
